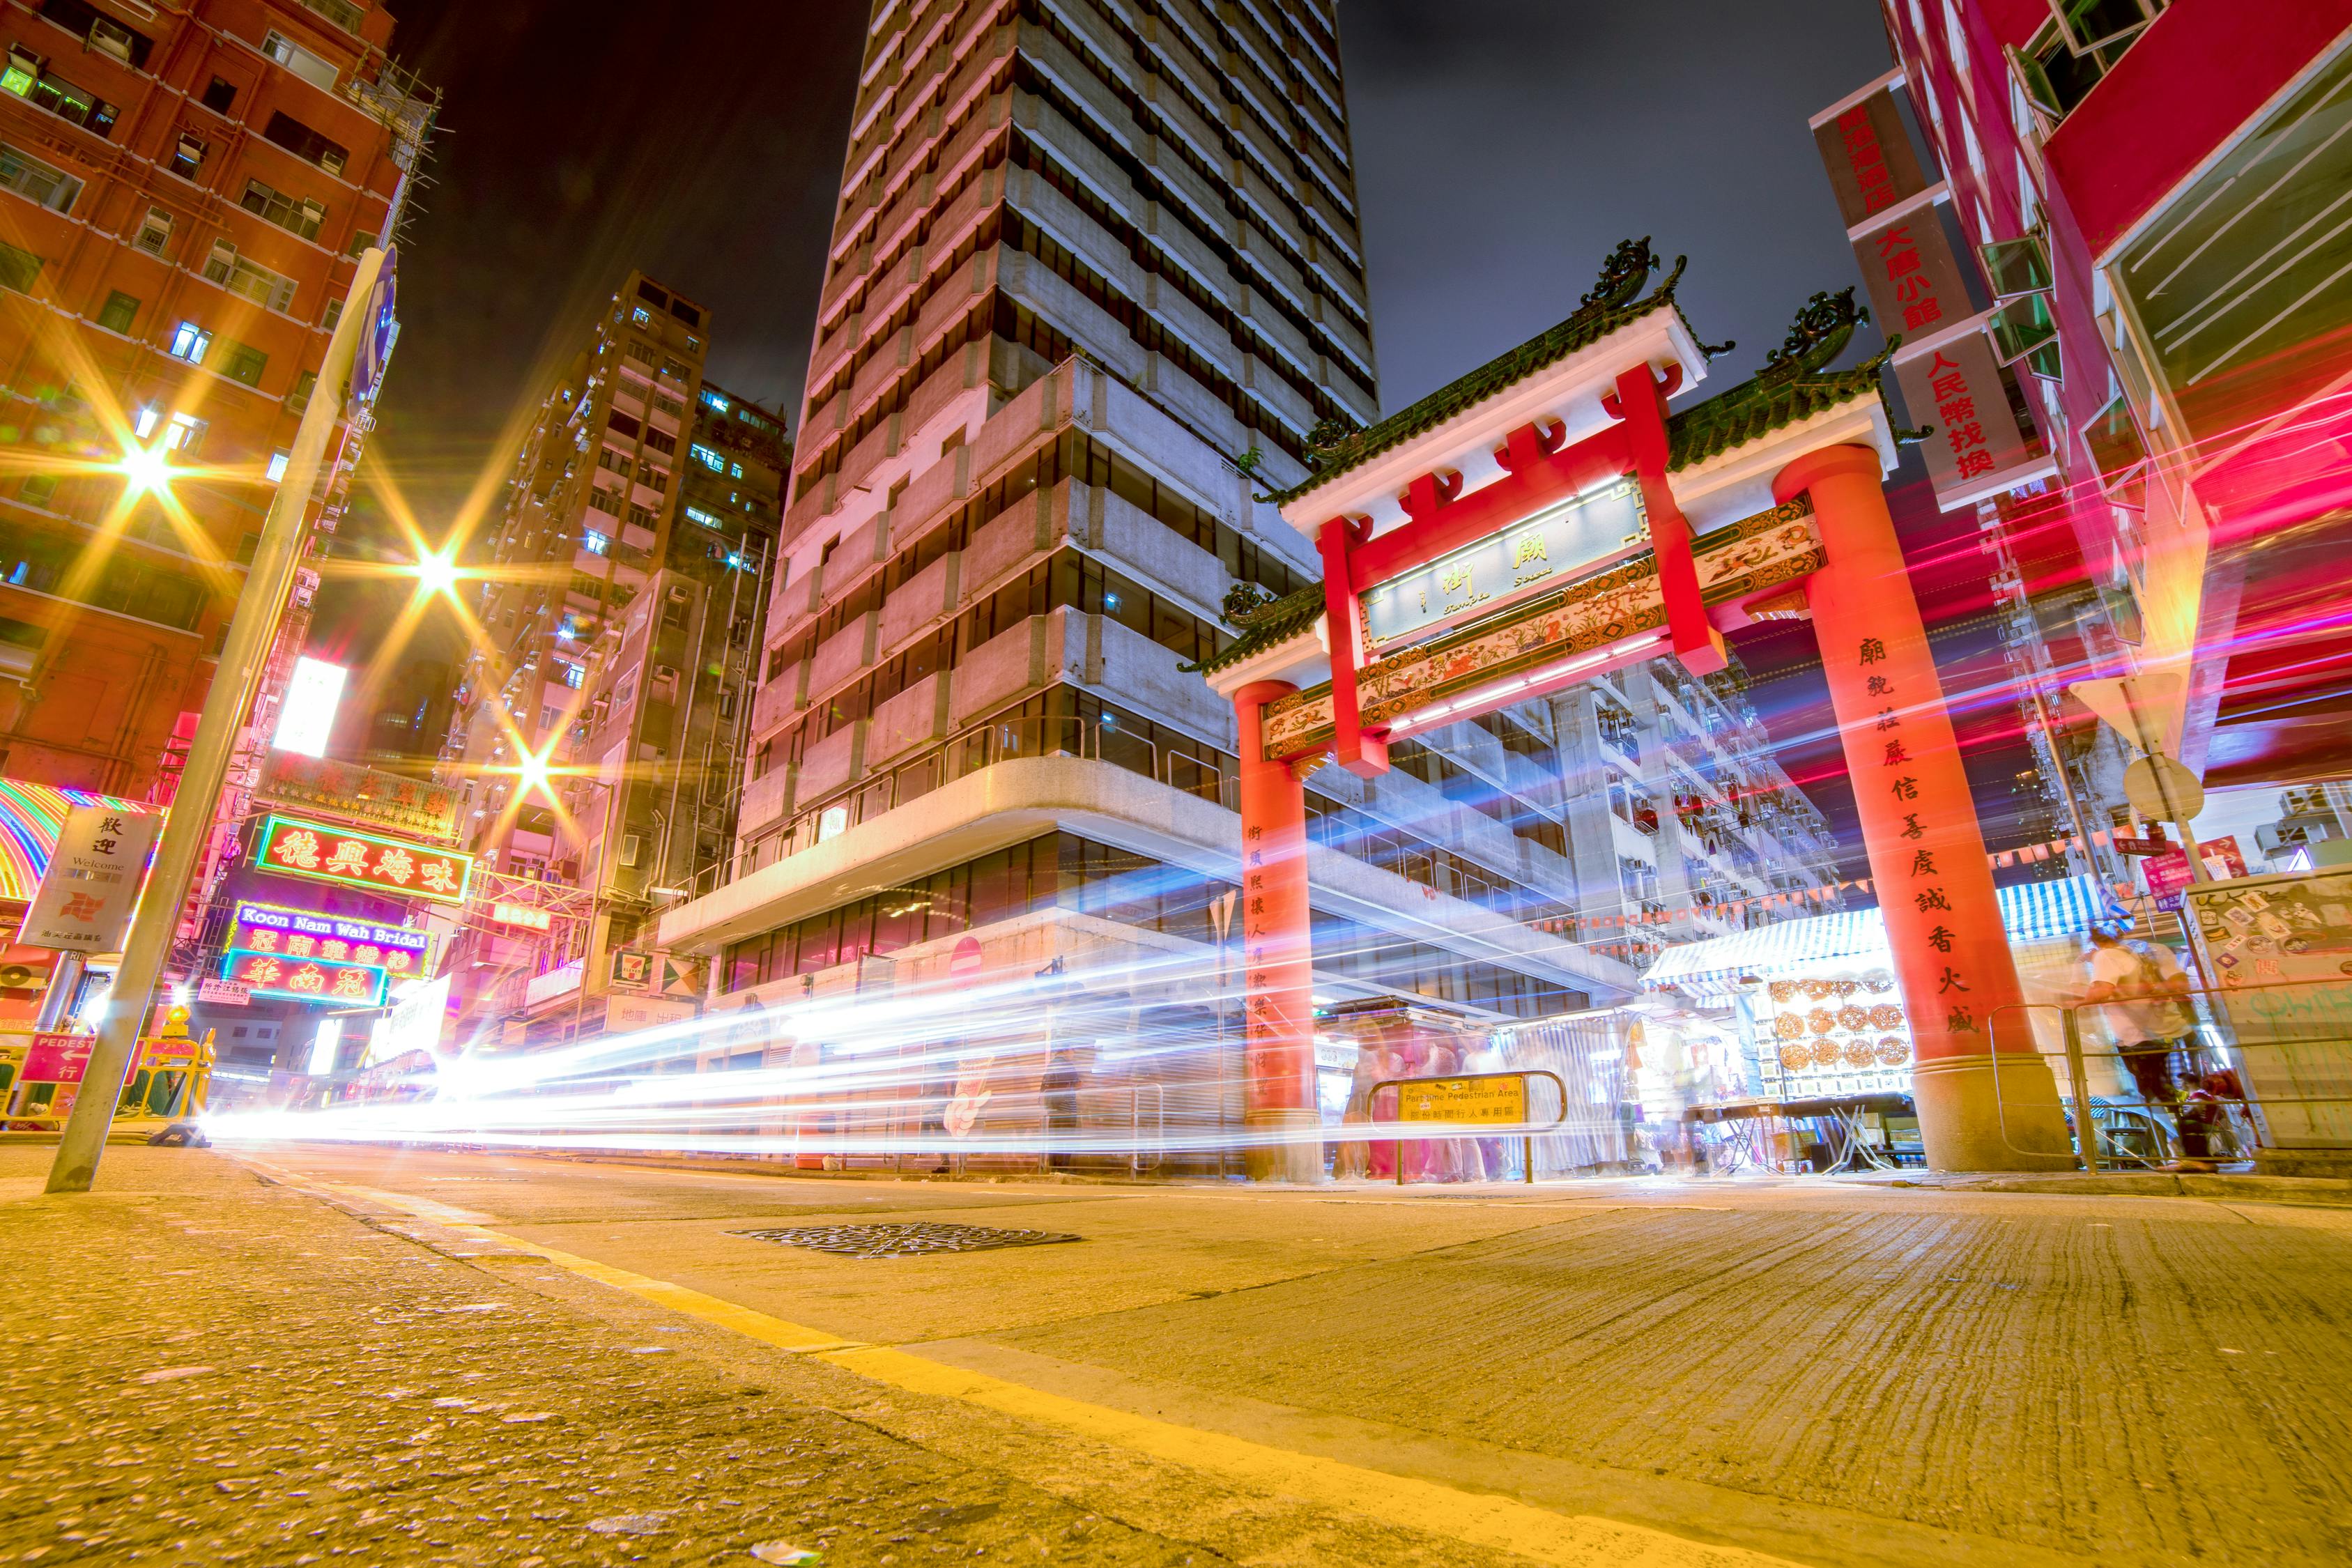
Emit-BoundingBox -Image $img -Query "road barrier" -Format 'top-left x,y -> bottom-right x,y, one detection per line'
1365,1070 -> 1567,1185
1985,978 -> 2352,1170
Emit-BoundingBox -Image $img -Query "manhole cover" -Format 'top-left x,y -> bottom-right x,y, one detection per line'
731,1222 -> 1082,1259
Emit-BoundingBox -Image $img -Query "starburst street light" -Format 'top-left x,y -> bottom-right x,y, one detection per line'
114,440 -> 174,500
411,544 -> 461,598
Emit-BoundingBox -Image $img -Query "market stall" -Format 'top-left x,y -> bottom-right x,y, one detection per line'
1640,875 -> 2129,1146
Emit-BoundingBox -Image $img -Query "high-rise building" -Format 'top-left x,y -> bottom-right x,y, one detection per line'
1875,2 -> 2352,794
650,1 -> 1842,1174
0,0 -> 434,796
438,272 -> 787,1047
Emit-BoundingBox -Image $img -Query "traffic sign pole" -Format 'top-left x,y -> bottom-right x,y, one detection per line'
45,249 -> 392,1194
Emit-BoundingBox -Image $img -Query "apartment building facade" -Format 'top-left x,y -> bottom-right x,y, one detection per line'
647,0 -> 1845,1173
0,0 -> 432,796
438,273 -> 787,1047
1882,0 -> 2352,791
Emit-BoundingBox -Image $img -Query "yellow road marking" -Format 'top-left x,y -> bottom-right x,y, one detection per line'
260,1160 -> 1800,1566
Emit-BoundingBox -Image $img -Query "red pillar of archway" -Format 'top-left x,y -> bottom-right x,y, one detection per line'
1775,445 -> 2074,1171
1233,679 -> 1324,1182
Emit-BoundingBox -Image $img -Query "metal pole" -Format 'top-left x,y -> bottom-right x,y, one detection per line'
34,953 -> 84,1031
2061,1007 -> 2100,1172
47,249 -> 389,1194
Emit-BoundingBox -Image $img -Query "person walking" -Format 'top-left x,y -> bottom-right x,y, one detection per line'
2082,922 -> 2197,1111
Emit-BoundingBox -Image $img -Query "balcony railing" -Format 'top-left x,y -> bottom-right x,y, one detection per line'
696,716 -> 1239,897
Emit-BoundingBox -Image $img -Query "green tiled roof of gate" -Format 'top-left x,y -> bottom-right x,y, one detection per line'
1268,282 -> 1692,505
1665,353 -> 1891,472
1185,585 -> 1325,676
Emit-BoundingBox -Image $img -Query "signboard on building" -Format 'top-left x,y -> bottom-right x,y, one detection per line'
197,978 -> 252,1006
2144,835 -> 2248,911
490,901 -> 553,932
270,656 -> 347,758
257,751 -> 461,843
604,993 -> 696,1034
252,814 -> 474,905
1361,478 -> 1645,650
220,948 -> 390,1008
368,974 -> 452,1065
229,900 -> 436,978
1812,81 -> 1931,229
20,803 -> 164,953
608,948 -> 654,992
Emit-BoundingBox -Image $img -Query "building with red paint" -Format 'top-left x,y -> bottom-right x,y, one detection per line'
1875,0 -> 2352,788
0,0 -> 432,797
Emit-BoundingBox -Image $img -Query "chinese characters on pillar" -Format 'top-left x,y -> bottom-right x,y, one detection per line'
1859,636 -> 1981,1037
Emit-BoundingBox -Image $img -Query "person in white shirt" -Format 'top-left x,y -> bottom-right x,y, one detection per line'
2082,923 -> 2194,1105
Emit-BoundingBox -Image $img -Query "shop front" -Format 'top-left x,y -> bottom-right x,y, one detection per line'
1639,875 -> 2125,1169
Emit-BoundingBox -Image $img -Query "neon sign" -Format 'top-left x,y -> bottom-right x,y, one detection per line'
221,948 -> 389,1008
229,900 -> 434,976
252,815 -> 474,905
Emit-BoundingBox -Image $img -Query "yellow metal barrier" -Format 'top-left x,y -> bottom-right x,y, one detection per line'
1,1010 -> 214,1142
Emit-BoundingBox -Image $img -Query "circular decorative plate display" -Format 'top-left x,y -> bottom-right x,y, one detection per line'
1774,1013 -> 1806,1040
1769,979 -> 1799,1004
1804,978 -> 1838,1000
1831,979 -> 1861,998
1870,1004 -> 1906,1029
1875,1036 -> 1910,1066
1862,969 -> 1895,992
1779,1042 -> 1812,1071
1838,1005 -> 1872,1031
1808,1008 -> 1838,1035
1841,1038 -> 1876,1068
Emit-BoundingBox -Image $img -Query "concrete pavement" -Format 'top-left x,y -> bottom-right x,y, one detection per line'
10,1144 -> 2352,1565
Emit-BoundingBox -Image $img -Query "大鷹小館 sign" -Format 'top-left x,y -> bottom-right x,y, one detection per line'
259,753 -> 461,843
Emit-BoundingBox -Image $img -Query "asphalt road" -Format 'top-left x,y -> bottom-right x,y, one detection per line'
13,1144 -> 2351,1566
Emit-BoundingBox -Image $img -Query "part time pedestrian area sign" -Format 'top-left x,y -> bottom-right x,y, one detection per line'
1362,477 -> 1646,650
253,814 -> 474,905
221,948 -> 389,1007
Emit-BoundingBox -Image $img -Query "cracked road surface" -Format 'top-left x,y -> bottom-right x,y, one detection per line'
8,1143 -> 2349,1566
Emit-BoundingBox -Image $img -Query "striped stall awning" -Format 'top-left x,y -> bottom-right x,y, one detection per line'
0,778 -> 153,905
1641,875 -> 2126,999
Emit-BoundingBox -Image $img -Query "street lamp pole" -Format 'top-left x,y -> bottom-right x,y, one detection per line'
46,248 -> 392,1194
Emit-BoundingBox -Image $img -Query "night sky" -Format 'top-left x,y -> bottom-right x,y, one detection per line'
322,1 -> 2054,876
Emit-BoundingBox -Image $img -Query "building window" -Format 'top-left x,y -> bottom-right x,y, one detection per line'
321,297 -> 343,330
690,443 -> 725,473
169,132 -> 204,179
167,321 -> 209,363
347,229 -> 377,256
40,1 -> 155,68
266,449 -> 289,482
630,305 -> 651,327
700,388 -> 728,413
0,242 -> 41,295
301,0 -> 366,34
200,76 -> 238,114
583,530 -> 609,555
20,475 -> 56,507
261,32 -> 339,93
0,141 -> 80,212
164,411 -> 206,454
133,206 -> 171,255
286,369 -> 316,412
260,111 -> 347,176
239,178 -> 325,240
202,247 -> 297,314
218,342 -> 267,387
133,403 -> 160,439
685,504 -> 723,528
17,63 -> 121,137
95,291 -> 136,333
